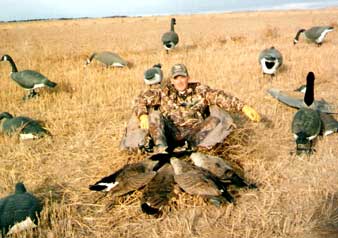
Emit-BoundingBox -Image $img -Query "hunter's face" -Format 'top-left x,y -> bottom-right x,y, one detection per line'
171,75 -> 189,92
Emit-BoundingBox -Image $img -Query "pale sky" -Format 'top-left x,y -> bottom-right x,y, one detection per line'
0,0 -> 338,21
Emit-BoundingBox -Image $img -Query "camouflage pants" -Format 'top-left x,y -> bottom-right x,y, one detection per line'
120,106 -> 234,151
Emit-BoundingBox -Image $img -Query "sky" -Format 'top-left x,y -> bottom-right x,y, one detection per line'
0,0 -> 338,21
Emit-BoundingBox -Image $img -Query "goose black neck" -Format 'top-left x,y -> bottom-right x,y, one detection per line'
304,72 -> 315,106
88,53 -> 97,62
15,182 -> 27,194
170,18 -> 176,31
5,55 -> 18,72
0,112 -> 13,120
294,29 -> 306,41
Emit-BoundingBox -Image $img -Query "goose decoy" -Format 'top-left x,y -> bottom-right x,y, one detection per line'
161,18 -> 179,54
0,112 -> 50,140
292,72 -> 321,154
85,51 -> 128,68
258,46 -> 283,77
293,26 -> 334,46
190,152 -> 256,188
89,159 -> 158,197
141,163 -> 175,215
144,64 -> 163,85
0,54 -> 57,100
0,182 -> 43,237
170,157 -> 234,206
294,85 -> 338,136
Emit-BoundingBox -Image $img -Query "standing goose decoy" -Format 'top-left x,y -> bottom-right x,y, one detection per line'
0,182 -> 43,237
144,63 -> 163,85
170,158 -> 234,206
190,152 -> 256,189
89,159 -> 158,197
161,18 -> 179,54
294,85 -> 338,136
258,46 -> 283,77
292,72 -> 322,154
0,112 -> 50,140
0,54 -> 57,100
293,26 -> 334,46
85,51 -> 129,68
141,163 -> 175,216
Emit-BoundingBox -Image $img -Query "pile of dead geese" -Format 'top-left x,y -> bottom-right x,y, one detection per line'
89,152 -> 256,215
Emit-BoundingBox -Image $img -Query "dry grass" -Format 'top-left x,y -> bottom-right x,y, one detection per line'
0,8 -> 338,238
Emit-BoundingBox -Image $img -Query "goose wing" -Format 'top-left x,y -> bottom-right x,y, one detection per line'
141,164 -> 175,214
267,88 -> 304,109
12,70 -> 51,88
174,168 -> 221,196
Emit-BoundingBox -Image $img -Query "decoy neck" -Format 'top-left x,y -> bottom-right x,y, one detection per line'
170,18 -> 176,32
294,29 -> 306,44
1,54 -> 18,72
86,53 -> 97,65
15,182 -> 27,194
304,72 -> 315,107
0,112 -> 13,121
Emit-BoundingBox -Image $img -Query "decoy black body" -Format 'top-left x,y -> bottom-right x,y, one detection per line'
0,112 -> 50,140
0,183 -> 43,237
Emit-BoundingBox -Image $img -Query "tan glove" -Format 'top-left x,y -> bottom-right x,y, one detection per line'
139,114 -> 149,129
242,105 -> 261,122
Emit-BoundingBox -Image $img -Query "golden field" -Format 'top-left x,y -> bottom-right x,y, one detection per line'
0,8 -> 338,238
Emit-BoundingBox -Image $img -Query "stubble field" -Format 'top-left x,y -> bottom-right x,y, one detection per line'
0,8 -> 338,238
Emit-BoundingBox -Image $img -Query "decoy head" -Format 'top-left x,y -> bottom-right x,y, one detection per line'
84,53 -> 97,66
153,63 -> 162,69
0,54 -> 10,61
171,18 -> 176,25
294,29 -> 306,45
15,182 -> 27,194
0,112 -> 13,121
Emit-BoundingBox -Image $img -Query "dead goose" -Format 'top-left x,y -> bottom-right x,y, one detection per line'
170,157 -> 234,206
190,152 -> 256,188
85,51 -> 128,68
0,54 -> 57,100
141,163 -> 175,215
161,18 -> 179,54
89,159 -> 158,197
294,26 -> 334,46
258,46 -> 283,77
144,63 -> 163,85
292,72 -> 321,154
0,112 -> 50,140
0,182 -> 43,237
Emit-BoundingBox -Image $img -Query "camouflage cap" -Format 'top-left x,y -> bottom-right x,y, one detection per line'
171,64 -> 189,78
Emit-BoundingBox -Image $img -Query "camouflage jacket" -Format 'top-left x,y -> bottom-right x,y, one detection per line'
134,82 -> 245,128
